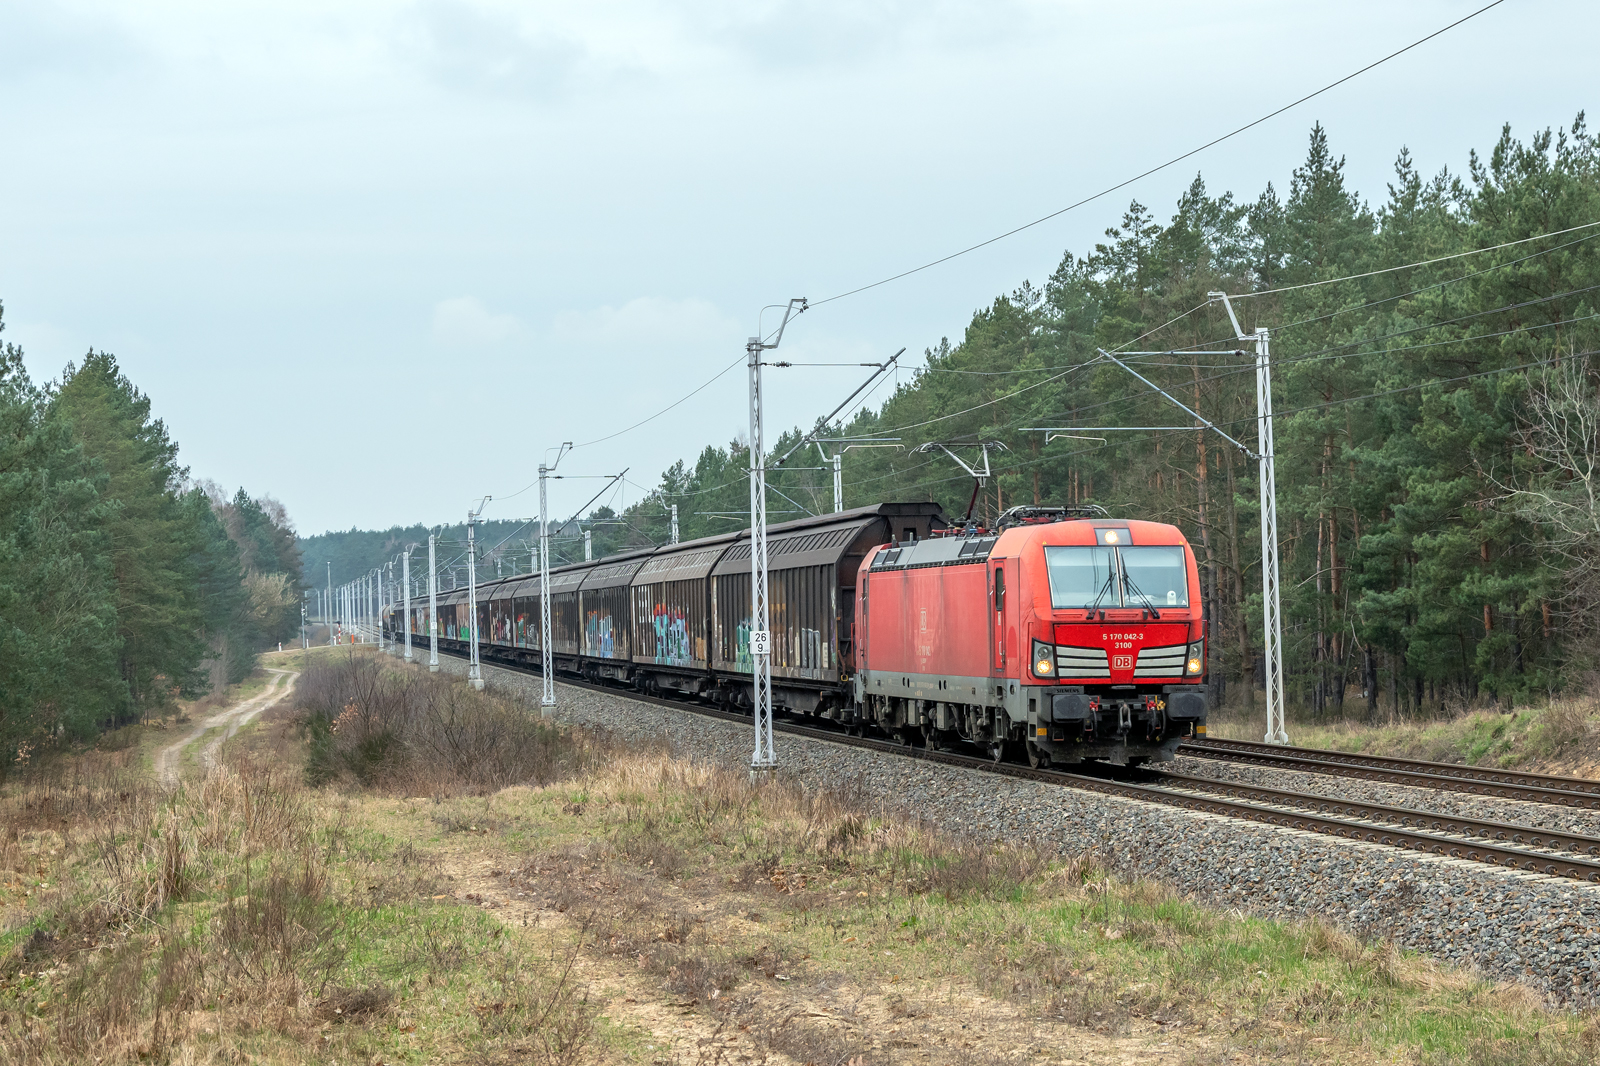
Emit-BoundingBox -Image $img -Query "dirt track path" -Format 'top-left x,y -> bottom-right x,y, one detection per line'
154,668 -> 297,788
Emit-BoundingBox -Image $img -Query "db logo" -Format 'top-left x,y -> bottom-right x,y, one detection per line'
1112,655 -> 1134,671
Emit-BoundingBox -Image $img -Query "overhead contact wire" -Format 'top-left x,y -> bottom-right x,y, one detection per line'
807,0 -> 1506,308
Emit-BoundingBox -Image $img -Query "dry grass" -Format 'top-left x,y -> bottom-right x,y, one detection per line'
9,647 -> 1599,1064
0,756 -> 343,1062
1210,691 -> 1600,774
0,687 -> 606,1065
296,651 -> 603,794
377,747 -> 1600,1065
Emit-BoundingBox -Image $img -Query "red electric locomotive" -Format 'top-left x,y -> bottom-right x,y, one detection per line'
852,506 -> 1208,766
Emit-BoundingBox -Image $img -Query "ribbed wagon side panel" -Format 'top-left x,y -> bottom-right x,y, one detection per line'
581,586 -> 631,661
632,579 -> 708,667
552,593 -> 580,655
513,594 -> 535,649
715,564 -> 836,680
712,573 -> 751,673
489,595 -> 512,646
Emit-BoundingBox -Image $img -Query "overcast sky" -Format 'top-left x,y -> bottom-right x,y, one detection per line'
2,0 -> 1591,536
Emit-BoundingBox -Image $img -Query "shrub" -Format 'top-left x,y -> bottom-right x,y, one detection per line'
297,653 -> 600,794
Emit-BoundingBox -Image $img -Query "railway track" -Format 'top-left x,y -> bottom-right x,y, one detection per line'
404,642 -> 1600,884
1180,738 -> 1600,809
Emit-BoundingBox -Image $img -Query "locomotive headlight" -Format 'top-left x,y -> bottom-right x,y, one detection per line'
1032,639 -> 1055,677
1185,640 -> 1204,675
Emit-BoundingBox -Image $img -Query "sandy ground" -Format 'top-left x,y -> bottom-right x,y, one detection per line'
154,668 -> 297,788
423,836 -> 1217,1066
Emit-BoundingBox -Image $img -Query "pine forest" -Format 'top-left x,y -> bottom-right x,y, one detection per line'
311,117 -> 1600,720
0,321 -> 302,763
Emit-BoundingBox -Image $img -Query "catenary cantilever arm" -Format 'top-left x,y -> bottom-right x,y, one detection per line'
1093,349 -> 1259,460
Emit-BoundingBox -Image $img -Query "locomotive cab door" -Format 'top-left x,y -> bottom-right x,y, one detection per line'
856,574 -> 868,671
989,564 -> 1005,674
990,558 -> 1020,681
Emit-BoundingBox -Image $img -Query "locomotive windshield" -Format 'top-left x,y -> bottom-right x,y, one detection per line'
1119,546 -> 1189,607
1043,546 -> 1117,607
1044,544 -> 1188,608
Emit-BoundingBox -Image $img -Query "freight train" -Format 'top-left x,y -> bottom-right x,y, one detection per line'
383,501 -> 1209,766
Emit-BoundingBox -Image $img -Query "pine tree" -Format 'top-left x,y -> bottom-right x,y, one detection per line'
52,351 -> 209,709
0,309 -> 122,756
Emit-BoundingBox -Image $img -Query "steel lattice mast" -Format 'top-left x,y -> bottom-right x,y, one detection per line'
467,498 -> 489,689
401,551 -> 413,662
539,444 -> 571,715
1252,326 -> 1288,744
427,533 -> 439,672
746,298 -> 806,778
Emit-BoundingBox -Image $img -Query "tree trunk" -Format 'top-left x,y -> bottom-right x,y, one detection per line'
1223,448 -> 1251,706
1192,364 -> 1217,706
1363,643 -> 1377,721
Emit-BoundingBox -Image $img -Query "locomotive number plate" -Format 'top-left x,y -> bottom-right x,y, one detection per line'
1112,655 -> 1134,670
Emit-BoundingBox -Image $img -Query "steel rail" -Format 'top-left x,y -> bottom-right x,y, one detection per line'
1185,737 -> 1600,796
1154,770 -> 1600,858
1179,740 -> 1600,809
408,640 -> 1600,882
763,723 -> 1600,883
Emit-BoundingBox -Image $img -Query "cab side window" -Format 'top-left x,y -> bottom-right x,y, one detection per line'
993,567 -> 1005,612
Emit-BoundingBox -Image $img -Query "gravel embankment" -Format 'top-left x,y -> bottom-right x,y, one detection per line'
1171,754 -> 1600,840
408,648 -> 1600,1007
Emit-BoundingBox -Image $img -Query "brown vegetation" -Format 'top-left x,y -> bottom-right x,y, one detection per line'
0,662 -> 604,1065
394,740 -> 1600,1065
296,651 -> 602,793
6,649 -> 1598,1063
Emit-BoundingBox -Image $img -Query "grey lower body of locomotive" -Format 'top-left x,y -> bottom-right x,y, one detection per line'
842,670 -> 1207,766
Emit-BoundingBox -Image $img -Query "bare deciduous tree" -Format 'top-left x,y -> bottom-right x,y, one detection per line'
1499,353 -> 1600,629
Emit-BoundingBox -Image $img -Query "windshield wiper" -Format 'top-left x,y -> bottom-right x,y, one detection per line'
1086,565 -> 1117,617
1121,570 -> 1162,619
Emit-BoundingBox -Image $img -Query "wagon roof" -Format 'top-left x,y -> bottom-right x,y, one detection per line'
712,515 -> 877,576
580,549 -> 654,591
631,539 -> 736,584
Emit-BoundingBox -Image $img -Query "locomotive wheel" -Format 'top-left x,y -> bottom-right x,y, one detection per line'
922,728 -> 937,752
988,742 -> 1005,764
1025,741 -> 1051,770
